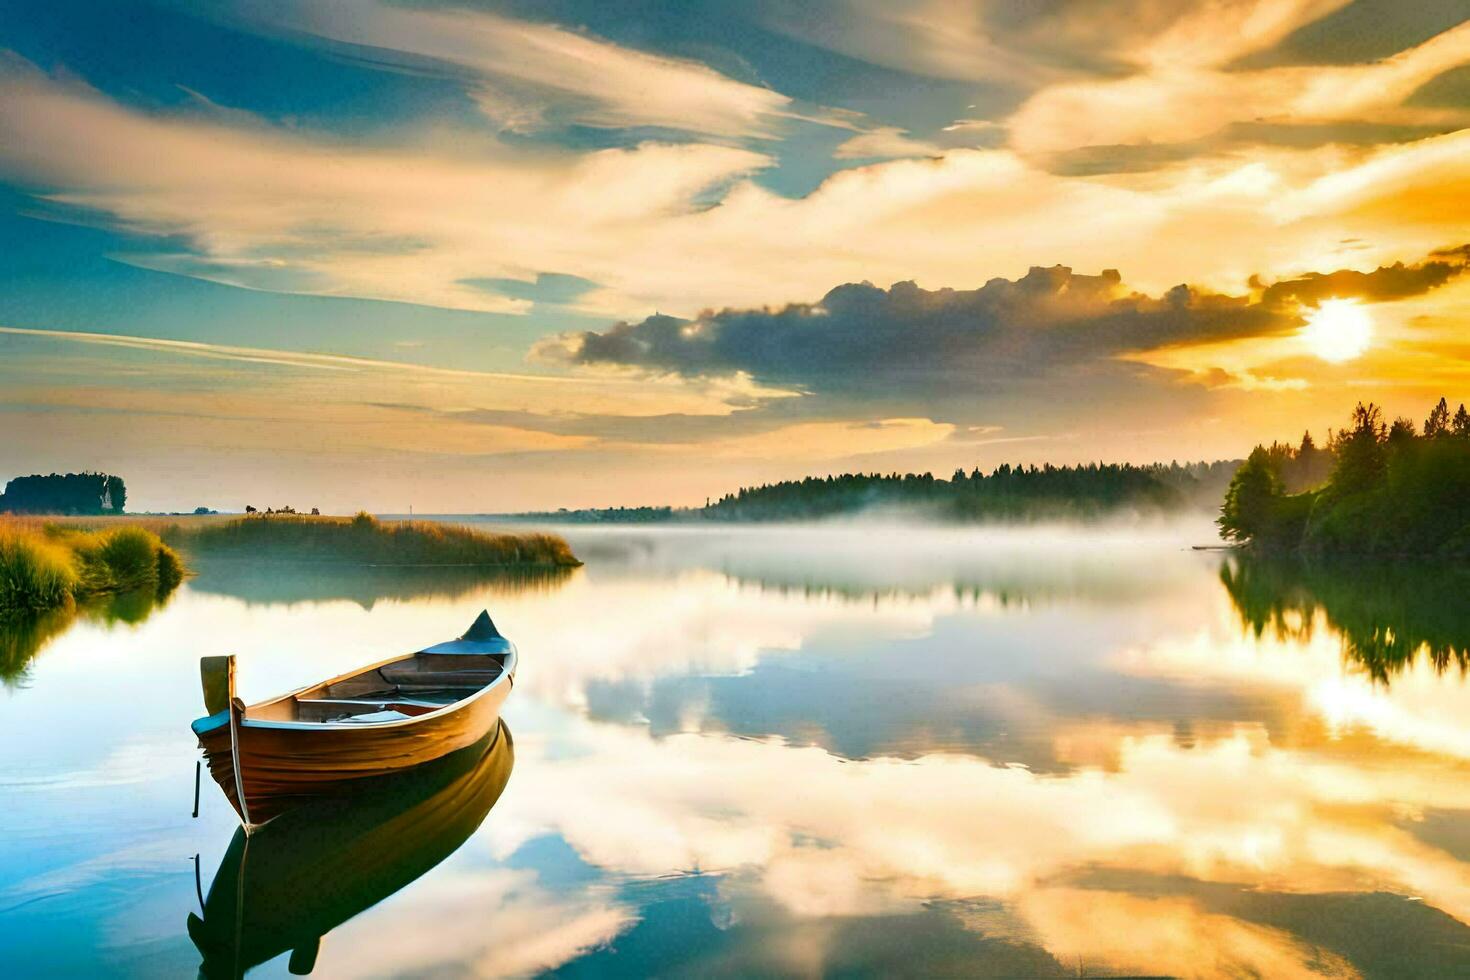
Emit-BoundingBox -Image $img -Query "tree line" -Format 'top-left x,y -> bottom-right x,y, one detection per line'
703,460 -> 1238,521
1219,397 -> 1470,555
0,472 -> 127,515
517,460 -> 1239,524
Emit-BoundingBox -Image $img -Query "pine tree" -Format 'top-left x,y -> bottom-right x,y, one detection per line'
1218,446 -> 1283,542
1455,404 -> 1470,438
1425,397 -> 1451,437
1388,417 -> 1417,445
1331,402 -> 1387,494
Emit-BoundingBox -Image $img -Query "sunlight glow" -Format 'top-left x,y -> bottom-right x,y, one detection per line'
1301,299 -> 1373,363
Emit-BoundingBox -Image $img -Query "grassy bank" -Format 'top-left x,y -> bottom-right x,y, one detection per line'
168,512 -> 580,567
0,521 -> 186,617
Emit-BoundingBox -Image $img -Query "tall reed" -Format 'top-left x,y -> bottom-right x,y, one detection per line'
0,529 -> 79,614
0,522 -> 187,617
173,512 -> 580,566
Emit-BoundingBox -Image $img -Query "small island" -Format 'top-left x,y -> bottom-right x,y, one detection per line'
1,508 -> 580,623
166,511 -> 581,567
1219,397 -> 1470,556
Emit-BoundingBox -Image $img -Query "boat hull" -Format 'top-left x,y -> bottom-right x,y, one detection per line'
198,674 -> 510,827
190,722 -> 515,978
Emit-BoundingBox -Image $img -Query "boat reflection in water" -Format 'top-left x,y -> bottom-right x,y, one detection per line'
188,721 -> 514,978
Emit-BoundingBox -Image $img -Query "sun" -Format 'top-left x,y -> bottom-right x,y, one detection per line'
1300,298 -> 1372,363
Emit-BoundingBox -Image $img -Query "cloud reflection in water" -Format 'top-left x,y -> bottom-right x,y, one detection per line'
3,522 -> 1470,976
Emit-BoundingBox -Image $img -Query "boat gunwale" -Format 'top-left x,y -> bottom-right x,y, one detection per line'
193,645 -> 517,734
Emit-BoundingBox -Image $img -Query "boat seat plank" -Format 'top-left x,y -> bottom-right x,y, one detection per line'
291,696 -> 463,723
297,696 -> 449,710
339,709 -> 415,724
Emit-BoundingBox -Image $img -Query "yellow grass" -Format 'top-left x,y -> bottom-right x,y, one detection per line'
165,511 -> 581,566
0,518 -> 186,617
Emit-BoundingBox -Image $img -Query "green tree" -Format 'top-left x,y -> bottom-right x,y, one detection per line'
1330,402 -> 1387,495
1455,403 -> 1470,438
1425,397 -> 1451,437
1218,447 -> 1283,542
1387,416 -> 1417,446
104,475 -> 127,514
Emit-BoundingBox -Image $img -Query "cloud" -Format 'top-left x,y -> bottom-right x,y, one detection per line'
760,0 -> 1352,85
1,52 -> 1469,327
1117,0 -> 1354,70
0,325 -> 585,380
671,417 -> 955,460
771,2 -> 1468,166
253,1 -> 797,138
0,324 -> 817,507
322,867 -> 633,977
0,59 -> 772,314
1007,17 -> 1470,157
832,126 -> 944,160
535,251 -> 1469,394
502,710 -> 1470,962
1258,249 -> 1470,308
758,0 -> 1069,86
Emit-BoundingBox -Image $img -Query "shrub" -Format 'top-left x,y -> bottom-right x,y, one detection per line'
0,529 -> 79,615
179,514 -> 580,566
156,543 -> 185,592
99,526 -> 164,590
0,522 -> 188,617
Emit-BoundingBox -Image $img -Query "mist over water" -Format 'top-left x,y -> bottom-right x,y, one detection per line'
505,514 -> 1226,598
1,520 -> 1467,977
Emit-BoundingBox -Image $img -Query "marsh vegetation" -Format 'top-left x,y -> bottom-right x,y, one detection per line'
166,512 -> 580,567
0,521 -> 184,617
0,521 -> 186,682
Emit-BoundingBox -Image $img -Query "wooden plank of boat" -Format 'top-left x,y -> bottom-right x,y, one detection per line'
191,609 -> 516,831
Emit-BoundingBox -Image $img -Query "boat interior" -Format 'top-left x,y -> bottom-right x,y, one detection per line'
249,652 -> 510,725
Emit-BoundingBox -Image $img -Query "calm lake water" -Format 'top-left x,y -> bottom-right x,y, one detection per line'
3,520 -> 1469,978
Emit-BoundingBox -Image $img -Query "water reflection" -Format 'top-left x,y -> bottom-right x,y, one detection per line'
191,722 -> 514,978
184,557 -> 576,609
0,585 -> 178,685
5,524 -> 1470,977
543,521 -> 1209,605
1222,555 -> 1470,684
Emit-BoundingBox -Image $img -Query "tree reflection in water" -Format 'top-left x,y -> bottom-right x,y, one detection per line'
0,560 -> 576,684
185,557 -> 577,610
0,581 -> 181,685
1221,555 -> 1470,684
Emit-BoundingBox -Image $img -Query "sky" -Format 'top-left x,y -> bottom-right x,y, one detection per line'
0,0 -> 1467,512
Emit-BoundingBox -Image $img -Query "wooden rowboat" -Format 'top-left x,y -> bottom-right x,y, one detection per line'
189,721 -> 514,978
191,610 -> 516,831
